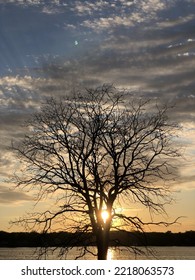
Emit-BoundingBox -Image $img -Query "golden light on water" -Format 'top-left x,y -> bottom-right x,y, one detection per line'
107,248 -> 113,260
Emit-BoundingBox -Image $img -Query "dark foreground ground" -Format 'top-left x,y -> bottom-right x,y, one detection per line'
0,230 -> 195,247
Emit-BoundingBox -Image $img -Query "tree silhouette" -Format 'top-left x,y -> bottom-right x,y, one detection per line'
12,85 -> 181,259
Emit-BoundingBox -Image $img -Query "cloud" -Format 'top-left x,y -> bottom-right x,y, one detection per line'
158,14 -> 195,29
70,0 -> 125,17
0,0 -> 57,5
0,0 -> 195,233
0,0 -> 195,194
0,0 -> 67,13
1,3 -> 194,125
0,0 -> 40,5
0,76 -> 41,114
0,75 -> 33,90
2,0 -> 171,33
79,0 -> 177,31
0,186 -> 32,204
82,16 -> 134,30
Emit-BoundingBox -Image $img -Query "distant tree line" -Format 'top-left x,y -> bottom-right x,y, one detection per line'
0,230 -> 195,247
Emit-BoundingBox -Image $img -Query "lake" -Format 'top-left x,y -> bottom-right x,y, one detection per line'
0,247 -> 195,260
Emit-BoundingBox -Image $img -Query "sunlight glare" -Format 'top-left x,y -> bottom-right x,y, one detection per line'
107,248 -> 113,260
101,210 -> 109,223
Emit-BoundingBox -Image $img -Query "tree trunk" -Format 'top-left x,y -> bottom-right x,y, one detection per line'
97,244 -> 108,260
96,229 -> 109,260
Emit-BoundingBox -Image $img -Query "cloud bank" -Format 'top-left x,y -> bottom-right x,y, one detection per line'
0,0 -> 195,211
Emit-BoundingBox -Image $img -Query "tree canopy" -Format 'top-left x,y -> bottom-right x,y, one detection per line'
12,85 -> 181,259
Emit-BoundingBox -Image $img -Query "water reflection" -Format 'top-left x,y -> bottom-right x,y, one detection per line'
107,248 -> 113,260
1,247 -> 195,260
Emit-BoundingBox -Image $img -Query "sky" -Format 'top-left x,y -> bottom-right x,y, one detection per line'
0,0 -> 195,233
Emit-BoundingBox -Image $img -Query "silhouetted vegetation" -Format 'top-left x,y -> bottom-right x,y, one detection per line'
11,85 -> 182,259
0,230 -> 195,248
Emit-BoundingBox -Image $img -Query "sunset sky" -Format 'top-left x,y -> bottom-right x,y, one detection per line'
0,0 -> 195,233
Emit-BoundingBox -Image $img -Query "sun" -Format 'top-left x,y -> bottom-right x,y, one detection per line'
101,210 -> 109,223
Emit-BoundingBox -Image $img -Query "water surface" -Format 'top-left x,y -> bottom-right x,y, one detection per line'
0,246 -> 195,260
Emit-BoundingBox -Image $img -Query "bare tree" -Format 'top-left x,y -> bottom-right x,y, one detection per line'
12,85 -> 181,259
